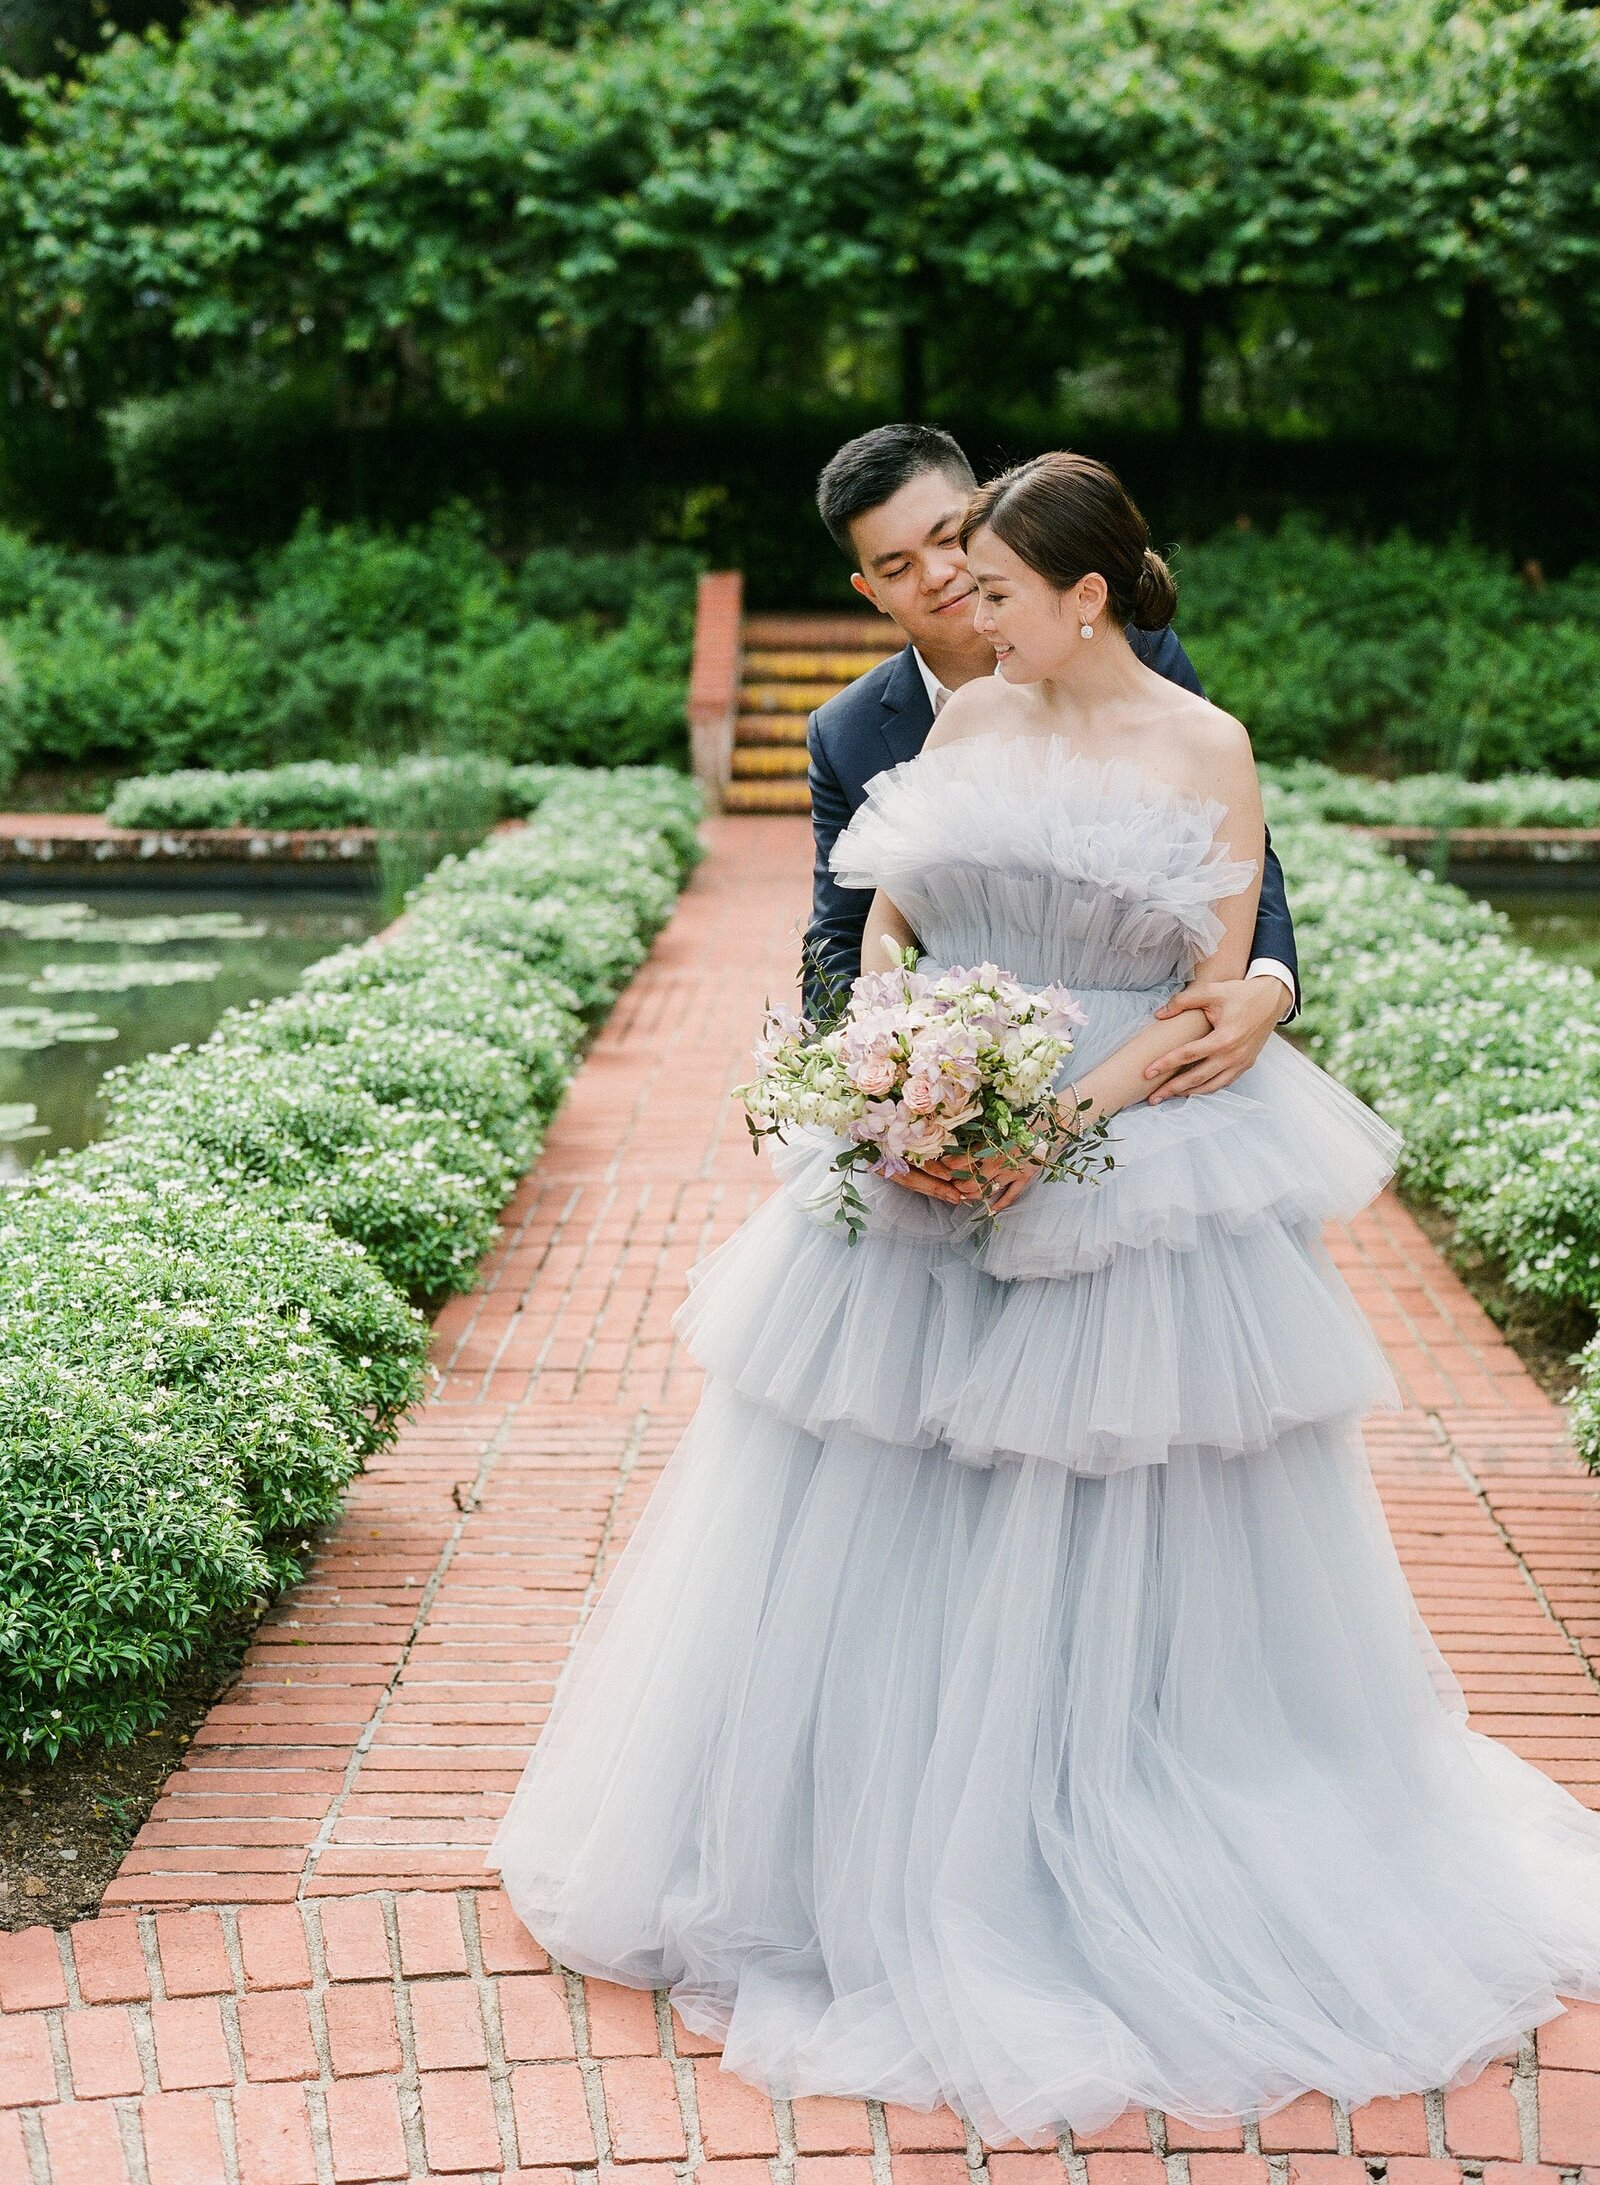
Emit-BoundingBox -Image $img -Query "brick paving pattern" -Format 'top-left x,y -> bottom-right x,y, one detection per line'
5,813 -> 1600,2180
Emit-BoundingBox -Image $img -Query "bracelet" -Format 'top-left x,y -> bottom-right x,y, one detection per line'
1060,1081 -> 1083,1134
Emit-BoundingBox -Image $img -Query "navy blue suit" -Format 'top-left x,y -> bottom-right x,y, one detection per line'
801,627 -> 1299,1025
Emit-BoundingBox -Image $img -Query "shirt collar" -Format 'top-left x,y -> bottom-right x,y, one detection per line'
910,647 -> 952,715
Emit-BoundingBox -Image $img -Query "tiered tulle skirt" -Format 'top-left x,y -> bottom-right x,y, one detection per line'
486,1036 -> 1600,2139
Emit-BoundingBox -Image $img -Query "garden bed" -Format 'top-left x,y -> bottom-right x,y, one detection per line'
1,1633 -> 253,1929
0,762 -> 703,1925
1274,800 -> 1600,1463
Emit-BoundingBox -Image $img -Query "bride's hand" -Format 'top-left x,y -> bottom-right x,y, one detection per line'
983,1157 -> 1044,1212
942,1147 -> 1045,1210
885,1156 -> 971,1206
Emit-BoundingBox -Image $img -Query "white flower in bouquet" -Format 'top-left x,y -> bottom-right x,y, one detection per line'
735,943 -> 1112,1242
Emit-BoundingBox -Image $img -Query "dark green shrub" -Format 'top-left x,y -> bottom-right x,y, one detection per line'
440,607 -> 692,767
0,587 -> 263,769
1182,522 -> 1600,775
0,513 -> 695,776
0,1360 -> 269,1759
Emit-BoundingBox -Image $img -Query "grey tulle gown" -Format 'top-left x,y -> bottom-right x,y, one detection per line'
487,734 -> 1600,2140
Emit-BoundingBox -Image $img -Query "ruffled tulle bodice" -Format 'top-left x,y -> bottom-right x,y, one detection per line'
827,733 -> 1256,1014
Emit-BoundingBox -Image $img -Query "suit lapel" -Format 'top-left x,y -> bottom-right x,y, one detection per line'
875,644 -> 935,771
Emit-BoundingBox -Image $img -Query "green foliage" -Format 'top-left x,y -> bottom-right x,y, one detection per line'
0,762 -> 704,1760
1183,522 -> 1600,776
7,0 -> 1597,357
0,1358 -> 270,1760
1260,763 -> 1600,830
441,607 -> 693,767
2,0 -> 1597,483
56,513 -> 1598,795
0,514 -> 697,779
1280,818 -> 1600,1468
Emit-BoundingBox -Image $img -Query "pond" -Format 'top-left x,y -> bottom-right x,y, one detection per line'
1483,885 -> 1600,977
0,881 -> 383,1173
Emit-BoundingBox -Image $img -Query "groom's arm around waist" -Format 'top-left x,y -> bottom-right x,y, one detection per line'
1253,838 -> 1300,1022
802,711 -> 867,1021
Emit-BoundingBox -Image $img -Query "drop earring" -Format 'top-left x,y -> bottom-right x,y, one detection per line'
1079,612 -> 1094,640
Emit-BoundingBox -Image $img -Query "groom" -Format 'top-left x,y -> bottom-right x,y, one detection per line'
802,424 -> 1299,1112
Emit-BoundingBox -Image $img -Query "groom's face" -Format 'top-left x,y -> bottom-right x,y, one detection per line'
846,468 -> 980,653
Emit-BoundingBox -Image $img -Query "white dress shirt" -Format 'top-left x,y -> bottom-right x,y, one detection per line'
910,647 -> 1295,1021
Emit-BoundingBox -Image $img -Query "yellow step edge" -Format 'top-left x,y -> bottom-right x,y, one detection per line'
736,716 -> 810,745
732,748 -> 811,778
742,651 -> 895,680
742,615 -> 893,648
739,682 -> 844,713
723,780 -> 814,812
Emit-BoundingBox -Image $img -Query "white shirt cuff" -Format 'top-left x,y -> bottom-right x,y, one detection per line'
1247,958 -> 1297,1022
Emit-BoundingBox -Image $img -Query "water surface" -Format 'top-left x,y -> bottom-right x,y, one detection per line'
1483,886 -> 1600,977
0,882 -> 382,1171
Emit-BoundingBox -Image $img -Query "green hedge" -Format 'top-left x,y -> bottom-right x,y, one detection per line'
0,513 -> 698,786
1184,524 -> 1600,777
0,763 -> 704,1761
107,755 -> 575,831
1259,762 -> 1600,830
1274,804 -> 1600,1470
135,753 -> 1600,847
26,515 -> 1600,796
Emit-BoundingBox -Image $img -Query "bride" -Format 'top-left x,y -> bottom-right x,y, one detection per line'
487,451 -> 1600,2141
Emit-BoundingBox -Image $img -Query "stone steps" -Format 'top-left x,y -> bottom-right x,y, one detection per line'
690,579 -> 897,814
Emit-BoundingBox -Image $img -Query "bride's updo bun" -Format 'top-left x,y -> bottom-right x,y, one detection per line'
960,451 -> 1178,630
1133,546 -> 1178,629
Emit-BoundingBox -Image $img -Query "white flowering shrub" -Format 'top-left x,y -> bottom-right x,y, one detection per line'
417,818 -> 681,936
1572,1331 -> 1600,1467
1279,817 -> 1600,1468
0,764 -> 703,1758
1263,763 -> 1600,830
0,1358 -> 272,1759
403,891 -> 643,1018
105,751 -> 704,855
106,759 -> 382,830
290,947 -> 583,1105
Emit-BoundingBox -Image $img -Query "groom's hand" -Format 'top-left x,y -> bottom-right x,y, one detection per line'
1145,976 -> 1289,1102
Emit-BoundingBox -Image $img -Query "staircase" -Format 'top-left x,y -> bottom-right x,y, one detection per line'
687,575 -> 898,815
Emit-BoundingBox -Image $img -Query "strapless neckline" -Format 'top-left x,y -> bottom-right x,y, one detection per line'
885,729 -> 1226,829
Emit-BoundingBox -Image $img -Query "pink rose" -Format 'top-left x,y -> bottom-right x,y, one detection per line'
902,1071 -> 942,1115
851,1055 -> 897,1097
901,1115 -> 950,1162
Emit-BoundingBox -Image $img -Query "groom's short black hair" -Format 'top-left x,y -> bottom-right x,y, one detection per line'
816,424 -> 976,564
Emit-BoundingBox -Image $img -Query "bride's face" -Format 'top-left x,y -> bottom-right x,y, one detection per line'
967,527 -> 1091,682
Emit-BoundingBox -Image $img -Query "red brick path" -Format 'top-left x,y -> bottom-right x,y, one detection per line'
6,815 -> 1600,2181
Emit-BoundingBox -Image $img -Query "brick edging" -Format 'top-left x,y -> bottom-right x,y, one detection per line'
0,816 -> 377,870
685,573 -> 744,812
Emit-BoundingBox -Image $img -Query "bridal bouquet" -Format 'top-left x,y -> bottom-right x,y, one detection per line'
736,943 -> 1113,1243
